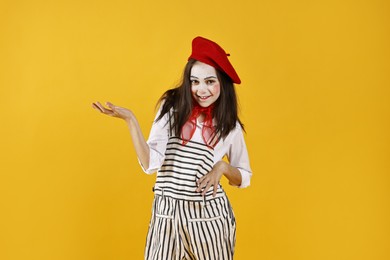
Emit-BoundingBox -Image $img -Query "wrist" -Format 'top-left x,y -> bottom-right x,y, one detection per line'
124,114 -> 137,126
216,161 -> 229,175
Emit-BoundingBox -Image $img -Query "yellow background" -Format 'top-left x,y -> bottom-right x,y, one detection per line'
0,0 -> 389,259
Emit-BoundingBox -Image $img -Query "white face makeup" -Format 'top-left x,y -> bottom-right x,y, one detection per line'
190,61 -> 221,108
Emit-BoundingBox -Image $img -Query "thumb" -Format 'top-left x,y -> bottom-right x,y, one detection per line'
106,102 -> 119,114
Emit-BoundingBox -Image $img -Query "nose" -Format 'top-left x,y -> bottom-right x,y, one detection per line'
197,82 -> 208,93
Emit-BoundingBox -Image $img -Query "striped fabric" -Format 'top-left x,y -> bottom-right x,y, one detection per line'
145,136 -> 236,259
154,137 -> 225,201
145,195 -> 236,260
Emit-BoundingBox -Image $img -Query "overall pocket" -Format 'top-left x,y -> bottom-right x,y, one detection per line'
186,201 -> 227,259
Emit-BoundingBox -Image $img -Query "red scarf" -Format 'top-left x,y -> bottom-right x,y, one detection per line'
181,104 -> 218,148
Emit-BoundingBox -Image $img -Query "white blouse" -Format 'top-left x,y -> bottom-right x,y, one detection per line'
140,107 -> 252,188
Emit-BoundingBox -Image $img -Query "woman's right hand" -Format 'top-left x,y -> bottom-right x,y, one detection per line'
92,101 -> 135,123
92,101 -> 150,169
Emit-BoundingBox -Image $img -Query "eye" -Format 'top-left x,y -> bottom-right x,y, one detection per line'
191,80 -> 199,85
206,80 -> 215,85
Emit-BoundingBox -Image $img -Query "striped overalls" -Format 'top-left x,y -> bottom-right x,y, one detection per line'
144,136 -> 236,260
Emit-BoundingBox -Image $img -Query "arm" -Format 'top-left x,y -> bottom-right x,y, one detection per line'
219,161 -> 242,186
225,125 -> 252,188
92,101 -> 150,169
125,114 -> 150,170
196,160 -> 242,197
196,123 -> 252,196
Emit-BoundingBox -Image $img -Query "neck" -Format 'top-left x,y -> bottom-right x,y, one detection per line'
191,103 -> 214,123
197,113 -> 205,122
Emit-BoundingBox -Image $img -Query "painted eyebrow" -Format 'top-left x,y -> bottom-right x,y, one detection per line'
190,76 -> 217,79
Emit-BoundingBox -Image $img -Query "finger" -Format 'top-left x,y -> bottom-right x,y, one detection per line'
196,180 -> 206,192
106,102 -> 123,116
197,176 -> 206,186
92,103 -> 103,112
94,102 -> 116,116
93,102 -> 107,113
213,183 -> 218,197
202,182 -> 213,196
106,102 -> 120,112
199,168 -> 215,184
95,101 -> 106,110
198,176 -> 210,189
196,178 -> 209,193
106,101 -> 114,108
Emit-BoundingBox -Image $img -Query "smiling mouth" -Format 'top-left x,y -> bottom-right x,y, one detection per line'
197,95 -> 211,100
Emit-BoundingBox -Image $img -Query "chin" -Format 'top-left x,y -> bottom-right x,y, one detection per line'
195,100 -> 208,106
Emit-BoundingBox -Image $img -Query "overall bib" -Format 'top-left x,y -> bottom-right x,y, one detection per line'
144,136 -> 236,260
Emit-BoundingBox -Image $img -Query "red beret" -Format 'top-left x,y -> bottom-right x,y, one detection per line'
188,36 -> 241,84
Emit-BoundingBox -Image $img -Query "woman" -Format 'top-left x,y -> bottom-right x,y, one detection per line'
92,36 -> 252,260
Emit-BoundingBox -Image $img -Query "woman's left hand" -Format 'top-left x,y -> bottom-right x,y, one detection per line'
196,161 -> 228,197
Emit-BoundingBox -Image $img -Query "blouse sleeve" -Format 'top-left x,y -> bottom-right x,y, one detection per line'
226,124 -> 252,188
139,106 -> 170,174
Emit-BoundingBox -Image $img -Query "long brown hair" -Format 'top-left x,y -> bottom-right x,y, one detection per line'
156,59 -> 244,139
